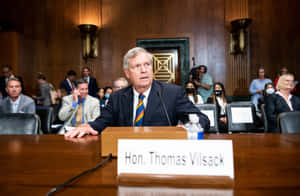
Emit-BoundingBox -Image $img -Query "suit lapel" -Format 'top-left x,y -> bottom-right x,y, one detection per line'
143,81 -> 161,124
277,94 -> 292,111
121,87 -> 134,126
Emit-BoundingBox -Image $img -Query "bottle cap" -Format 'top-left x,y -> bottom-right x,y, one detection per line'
189,114 -> 199,123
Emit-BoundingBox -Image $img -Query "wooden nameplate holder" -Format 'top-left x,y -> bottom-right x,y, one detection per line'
101,126 -> 187,157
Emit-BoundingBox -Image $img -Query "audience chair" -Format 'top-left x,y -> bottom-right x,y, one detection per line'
36,106 -> 53,134
195,104 -> 219,133
278,111 -> 300,133
226,103 -> 257,133
0,113 -> 39,134
260,104 -> 268,133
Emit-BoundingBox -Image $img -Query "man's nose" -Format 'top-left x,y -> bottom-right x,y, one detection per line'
140,64 -> 147,72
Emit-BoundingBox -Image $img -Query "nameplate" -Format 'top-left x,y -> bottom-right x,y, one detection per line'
118,139 -> 234,178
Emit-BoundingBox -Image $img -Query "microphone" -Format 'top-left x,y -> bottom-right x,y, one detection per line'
157,90 -> 172,126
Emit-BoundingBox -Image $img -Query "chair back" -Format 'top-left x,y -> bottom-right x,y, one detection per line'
278,111 -> 300,133
226,103 -> 256,132
36,106 -> 53,134
195,104 -> 219,133
260,104 -> 268,132
0,113 -> 39,134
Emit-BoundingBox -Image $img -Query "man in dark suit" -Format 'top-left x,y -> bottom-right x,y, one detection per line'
60,70 -> 77,95
0,65 -> 24,98
82,66 -> 99,97
65,47 -> 210,138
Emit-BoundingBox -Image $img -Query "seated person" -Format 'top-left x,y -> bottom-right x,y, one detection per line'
258,82 -> 275,110
266,73 -> 300,133
249,67 -> 272,110
207,82 -> 231,132
58,79 -> 100,133
113,77 -> 128,92
0,77 -> 35,114
103,86 -> 113,105
0,65 -> 25,98
65,47 -> 210,138
185,81 -> 203,104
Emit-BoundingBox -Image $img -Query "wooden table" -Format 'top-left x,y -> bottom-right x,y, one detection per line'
0,133 -> 300,195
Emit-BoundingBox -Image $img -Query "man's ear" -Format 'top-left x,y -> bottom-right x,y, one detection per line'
124,69 -> 130,79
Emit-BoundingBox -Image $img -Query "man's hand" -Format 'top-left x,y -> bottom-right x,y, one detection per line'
64,124 -> 98,138
72,89 -> 80,103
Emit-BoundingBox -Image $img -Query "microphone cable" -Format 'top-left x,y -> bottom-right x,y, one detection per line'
157,91 -> 172,126
45,153 -> 112,196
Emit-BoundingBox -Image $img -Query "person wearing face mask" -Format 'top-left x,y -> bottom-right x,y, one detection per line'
103,86 -> 113,105
207,82 -> 231,132
258,83 -> 275,111
185,81 -> 203,104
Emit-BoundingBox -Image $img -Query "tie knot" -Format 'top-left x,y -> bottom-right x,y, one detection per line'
139,94 -> 145,100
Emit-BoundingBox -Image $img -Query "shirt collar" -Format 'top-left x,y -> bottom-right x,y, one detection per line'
276,91 -> 292,101
78,97 -> 86,104
133,85 -> 151,99
9,94 -> 21,105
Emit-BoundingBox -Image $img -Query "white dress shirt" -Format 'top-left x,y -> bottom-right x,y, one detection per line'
132,86 -> 152,124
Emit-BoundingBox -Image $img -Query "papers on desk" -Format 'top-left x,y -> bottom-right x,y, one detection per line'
231,107 -> 253,123
64,126 -> 75,131
200,110 -> 215,127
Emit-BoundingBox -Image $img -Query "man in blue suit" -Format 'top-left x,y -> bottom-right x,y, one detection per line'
65,47 -> 210,138
60,70 -> 77,95
82,66 -> 99,97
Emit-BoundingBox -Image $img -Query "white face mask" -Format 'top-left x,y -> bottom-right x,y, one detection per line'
266,88 -> 275,95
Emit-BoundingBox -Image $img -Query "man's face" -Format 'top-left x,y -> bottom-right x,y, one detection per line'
3,67 -> 12,78
77,83 -> 89,99
124,52 -> 153,91
258,68 -> 265,78
199,66 -> 205,74
6,80 -> 22,99
82,68 -> 90,77
69,75 -> 76,82
113,80 -> 126,92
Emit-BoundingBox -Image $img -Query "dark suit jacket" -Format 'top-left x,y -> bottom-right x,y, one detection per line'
89,80 -> 210,133
60,79 -> 74,95
87,77 -> 99,97
266,94 -> 300,133
0,75 -> 24,97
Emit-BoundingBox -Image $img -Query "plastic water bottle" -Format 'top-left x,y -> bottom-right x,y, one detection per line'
185,114 -> 204,140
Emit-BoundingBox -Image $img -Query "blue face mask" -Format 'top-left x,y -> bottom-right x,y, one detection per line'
105,94 -> 110,99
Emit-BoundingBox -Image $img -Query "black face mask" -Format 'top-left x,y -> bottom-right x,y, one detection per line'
186,88 -> 194,94
214,90 -> 222,96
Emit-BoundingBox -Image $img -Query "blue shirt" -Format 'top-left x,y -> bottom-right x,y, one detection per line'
198,73 -> 213,103
249,78 -> 272,109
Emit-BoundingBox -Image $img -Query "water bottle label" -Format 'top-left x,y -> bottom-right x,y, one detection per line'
197,131 -> 204,140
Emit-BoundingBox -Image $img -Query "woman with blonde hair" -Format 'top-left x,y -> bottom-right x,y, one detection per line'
266,73 -> 300,133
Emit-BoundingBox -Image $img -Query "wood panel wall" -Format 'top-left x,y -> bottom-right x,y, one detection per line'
0,0 -> 299,96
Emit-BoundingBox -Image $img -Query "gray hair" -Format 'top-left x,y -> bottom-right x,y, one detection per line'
75,78 -> 88,88
113,77 -> 128,88
123,47 -> 153,70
